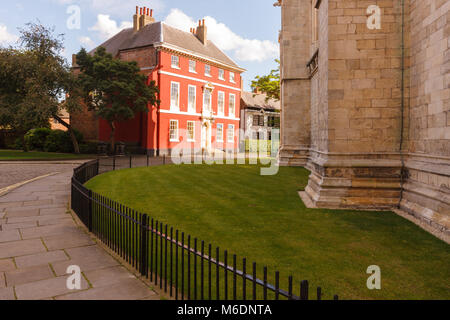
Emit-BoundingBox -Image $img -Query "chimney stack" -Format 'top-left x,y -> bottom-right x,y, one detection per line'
195,19 -> 207,45
134,6 -> 155,32
134,6 -> 141,32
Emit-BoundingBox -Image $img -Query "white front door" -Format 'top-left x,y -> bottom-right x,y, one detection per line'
201,122 -> 212,151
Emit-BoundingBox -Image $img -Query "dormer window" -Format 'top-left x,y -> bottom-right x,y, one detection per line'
219,69 -> 225,80
189,60 -> 196,73
171,55 -> 180,69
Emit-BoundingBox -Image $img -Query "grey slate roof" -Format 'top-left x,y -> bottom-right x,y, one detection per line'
241,92 -> 280,111
91,22 -> 239,69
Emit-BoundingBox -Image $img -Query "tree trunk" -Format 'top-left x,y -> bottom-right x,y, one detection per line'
52,114 -> 80,154
109,121 -> 116,154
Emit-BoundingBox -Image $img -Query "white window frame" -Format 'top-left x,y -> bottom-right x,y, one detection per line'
216,123 -> 224,142
203,90 -> 212,112
227,124 -> 235,143
187,121 -> 195,142
171,55 -> 180,69
187,85 -> 196,113
170,82 -> 180,111
229,72 -> 235,83
189,60 -> 196,73
217,91 -> 225,116
205,64 -> 211,77
169,120 -> 179,142
218,68 -> 225,80
228,93 -> 236,117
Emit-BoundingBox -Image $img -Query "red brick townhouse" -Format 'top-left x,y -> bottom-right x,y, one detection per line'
72,6 -> 245,156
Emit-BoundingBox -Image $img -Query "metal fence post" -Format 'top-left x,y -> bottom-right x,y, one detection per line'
300,280 -> 309,300
140,214 -> 149,276
88,189 -> 93,232
113,155 -> 116,171
129,155 -> 132,168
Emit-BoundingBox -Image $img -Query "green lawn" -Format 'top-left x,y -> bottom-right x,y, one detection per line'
0,149 -> 93,160
85,164 -> 450,300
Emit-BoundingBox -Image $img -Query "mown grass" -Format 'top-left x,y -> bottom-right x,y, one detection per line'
0,149 -> 92,160
85,164 -> 450,300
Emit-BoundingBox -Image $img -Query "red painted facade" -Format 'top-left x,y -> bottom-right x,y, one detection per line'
98,49 -> 243,155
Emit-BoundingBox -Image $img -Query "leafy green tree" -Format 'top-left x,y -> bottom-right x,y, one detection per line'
0,22 -> 82,152
75,46 -> 159,152
251,59 -> 280,101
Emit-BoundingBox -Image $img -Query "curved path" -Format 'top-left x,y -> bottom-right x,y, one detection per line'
0,165 -> 159,300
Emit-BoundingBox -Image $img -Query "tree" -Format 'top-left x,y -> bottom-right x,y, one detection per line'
0,22 -> 83,153
251,59 -> 280,101
75,46 -> 160,152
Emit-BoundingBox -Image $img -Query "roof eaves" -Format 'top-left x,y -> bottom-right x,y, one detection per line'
155,42 -> 246,73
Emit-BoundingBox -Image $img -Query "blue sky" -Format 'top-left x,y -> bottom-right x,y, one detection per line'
0,0 -> 281,91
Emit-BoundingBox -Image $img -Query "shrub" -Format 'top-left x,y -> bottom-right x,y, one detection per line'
43,129 -> 84,153
24,128 -> 52,151
13,137 -> 24,150
79,141 -> 99,154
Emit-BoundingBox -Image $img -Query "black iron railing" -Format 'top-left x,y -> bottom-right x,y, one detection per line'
71,155 -> 339,300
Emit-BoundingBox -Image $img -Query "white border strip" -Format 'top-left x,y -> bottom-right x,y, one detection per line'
158,71 -> 242,92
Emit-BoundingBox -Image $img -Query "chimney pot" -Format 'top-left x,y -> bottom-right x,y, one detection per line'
202,19 -> 205,26
136,6 -> 139,14
198,20 -> 201,27
140,8 -> 143,15
150,9 -> 153,17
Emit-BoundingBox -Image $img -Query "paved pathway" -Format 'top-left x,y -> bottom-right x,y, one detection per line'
0,161 -> 88,189
0,169 -> 159,300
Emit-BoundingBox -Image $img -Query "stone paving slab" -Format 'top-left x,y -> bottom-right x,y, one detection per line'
0,239 -> 47,259
20,222 -> 79,240
42,232 -> 95,251
0,258 -> 15,272
1,221 -> 37,231
51,246 -> 119,277
5,264 -> 54,286
40,207 -> 67,216
6,213 -> 69,225
38,217 -> 73,227
15,250 -> 69,269
4,208 -> 39,218
55,278 -> 156,300
15,275 -> 89,300
0,167 -> 160,300
83,266 -> 137,288
0,230 -> 21,243
0,287 -> 14,299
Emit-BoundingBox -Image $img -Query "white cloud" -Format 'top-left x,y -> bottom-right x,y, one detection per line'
0,24 -> 18,46
79,36 -> 95,49
164,9 -> 279,63
89,14 -> 132,40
